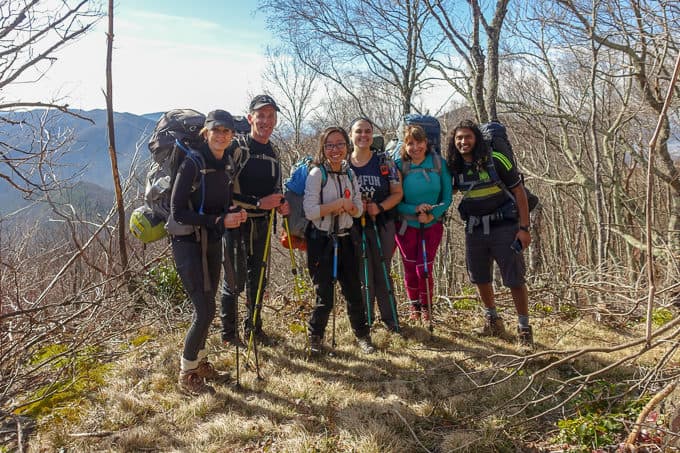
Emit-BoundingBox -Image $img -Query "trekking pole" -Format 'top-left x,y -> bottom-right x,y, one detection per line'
331,224 -> 339,349
419,220 -> 433,337
283,215 -> 307,351
360,212 -> 372,327
331,188 -> 351,349
371,215 -> 400,333
234,230 -> 242,388
246,207 -> 276,379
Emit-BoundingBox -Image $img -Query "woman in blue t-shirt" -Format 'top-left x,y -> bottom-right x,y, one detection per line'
348,118 -> 403,332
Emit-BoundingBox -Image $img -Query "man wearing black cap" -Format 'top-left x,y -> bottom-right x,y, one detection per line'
219,95 -> 290,346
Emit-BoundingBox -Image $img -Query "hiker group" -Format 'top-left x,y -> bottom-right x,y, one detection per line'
130,95 -> 536,395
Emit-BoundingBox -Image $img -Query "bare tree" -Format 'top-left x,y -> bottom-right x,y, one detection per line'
424,0 -> 511,123
552,0 -> 680,253
0,0 -> 103,194
262,46 -> 320,157
260,0 -> 444,117
104,0 -> 128,275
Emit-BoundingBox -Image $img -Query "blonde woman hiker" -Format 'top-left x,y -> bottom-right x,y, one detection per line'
170,110 -> 247,394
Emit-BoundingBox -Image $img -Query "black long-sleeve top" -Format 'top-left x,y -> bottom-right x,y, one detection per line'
231,136 -> 281,213
170,142 -> 233,242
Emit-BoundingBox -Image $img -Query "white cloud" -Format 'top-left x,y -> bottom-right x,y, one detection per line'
2,6 -> 268,116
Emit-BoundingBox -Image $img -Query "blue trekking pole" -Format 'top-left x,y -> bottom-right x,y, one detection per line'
420,220 -> 433,336
331,226 -> 339,349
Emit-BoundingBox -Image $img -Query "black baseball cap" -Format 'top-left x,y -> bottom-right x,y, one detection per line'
249,94 -> 280,112
205,110 -> 235,130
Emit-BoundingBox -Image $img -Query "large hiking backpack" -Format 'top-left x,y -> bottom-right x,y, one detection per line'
480,121 -> 515,164
386,114 -> 442,158
456,121 -> 539,230
129,109 -> 209,243
479,121 -> 539,212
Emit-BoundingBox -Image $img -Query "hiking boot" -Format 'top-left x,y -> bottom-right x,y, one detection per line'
421,306 -> 431,322
409,303 -> 421,321
309,335 -> 323,356
474,315 -> 506,337
196,361 -> 228,382
356,336 -> 376,354
178,370 -> 216,395
517,325 -> 534,351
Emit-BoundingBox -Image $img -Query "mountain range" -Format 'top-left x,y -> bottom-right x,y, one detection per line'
0,108 -> 678,219
0,109 -> 161,217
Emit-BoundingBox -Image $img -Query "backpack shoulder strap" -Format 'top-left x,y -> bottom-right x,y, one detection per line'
431,152 -> 442,174
488,150 -> 516,203
401,159 -> 411,178
231,135 -> 250,175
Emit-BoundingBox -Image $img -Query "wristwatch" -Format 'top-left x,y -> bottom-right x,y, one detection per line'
519,225 -> 530,232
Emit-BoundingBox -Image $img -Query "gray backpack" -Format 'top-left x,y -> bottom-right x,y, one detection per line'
130,109 -> 210,243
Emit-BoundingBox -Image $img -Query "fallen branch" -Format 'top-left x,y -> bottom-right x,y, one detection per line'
392,408 -> 431,453
623,378 -> 678,451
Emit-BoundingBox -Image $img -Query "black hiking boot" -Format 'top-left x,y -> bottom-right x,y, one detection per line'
244,328 -> 276,346
222,333 -> 245,348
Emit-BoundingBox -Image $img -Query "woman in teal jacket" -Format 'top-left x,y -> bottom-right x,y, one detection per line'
394,124 -> 452,321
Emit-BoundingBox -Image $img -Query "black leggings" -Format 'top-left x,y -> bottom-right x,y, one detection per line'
172,239 -> 222,361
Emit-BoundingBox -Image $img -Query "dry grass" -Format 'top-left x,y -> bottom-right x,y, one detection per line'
21,289 -> 666,453
11,245 -> 673,452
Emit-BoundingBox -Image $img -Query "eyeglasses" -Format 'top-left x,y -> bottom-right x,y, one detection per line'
324,142 -> 347,151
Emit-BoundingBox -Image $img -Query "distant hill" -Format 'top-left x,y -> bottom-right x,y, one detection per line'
0,109 -> 156,191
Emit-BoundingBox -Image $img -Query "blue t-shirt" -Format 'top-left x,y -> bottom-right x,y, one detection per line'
350,152 -> 399,203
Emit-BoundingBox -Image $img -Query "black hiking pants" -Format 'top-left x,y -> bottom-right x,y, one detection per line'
306,226 -> 370,339
172,238 -> 222,361
351,217 -> 398,329
219,215 -> 270,340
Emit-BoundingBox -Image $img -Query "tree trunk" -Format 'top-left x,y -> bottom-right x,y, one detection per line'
104,0 -> 129,279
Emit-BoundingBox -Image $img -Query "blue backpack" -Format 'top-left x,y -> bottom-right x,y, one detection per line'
282,158 -> 353,246
386,114 -> 442,158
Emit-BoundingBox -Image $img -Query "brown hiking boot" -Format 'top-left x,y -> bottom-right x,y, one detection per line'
196,361 -> 228,382
474,315 -> 506,337
517,325 -> 534,351
178,370 -> 216,395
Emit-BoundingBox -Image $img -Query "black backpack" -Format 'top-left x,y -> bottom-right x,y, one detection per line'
479,121 -> 539,211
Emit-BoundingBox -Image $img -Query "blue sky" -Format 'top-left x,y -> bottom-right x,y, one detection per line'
7,1 -> 274,115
